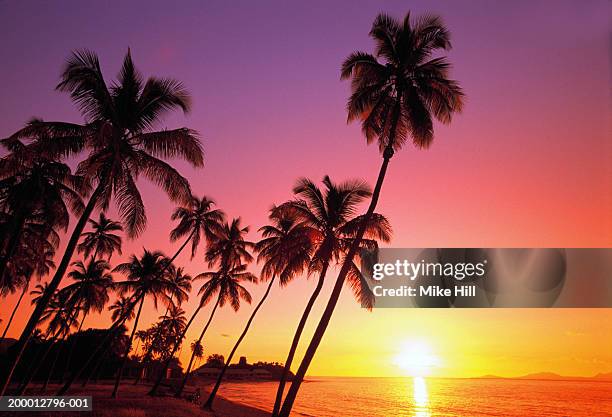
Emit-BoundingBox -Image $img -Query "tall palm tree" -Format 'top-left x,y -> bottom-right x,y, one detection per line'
77,213 -> 123,261
149,218 -> 253,396
190,340 -> 203,369
168,195 -> 225,262
278,12 -> 464,416
176,263 -> 256,398
156,305 -> 187,359
203,208 -> 312,409
0,134 -> 86,290
109,249 -> 177,398
17,293 -> 79,394
109,296 -> 136,323
134,266 -> 191,384
1,49 -> 204,396
1,245 -> 55,339
271,176 -> 391,416
59,259 -> 114,380
57,295 -> 138,394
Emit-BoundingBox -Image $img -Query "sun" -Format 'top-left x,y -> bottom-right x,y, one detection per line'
393,340 -> 441,377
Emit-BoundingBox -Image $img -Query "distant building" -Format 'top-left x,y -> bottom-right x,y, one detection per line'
193,356 -> 273,380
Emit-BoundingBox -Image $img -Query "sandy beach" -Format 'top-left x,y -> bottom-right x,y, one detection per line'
3,382 -> 269,417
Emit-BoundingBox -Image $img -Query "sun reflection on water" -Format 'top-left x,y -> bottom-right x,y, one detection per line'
412,377 -> 431,417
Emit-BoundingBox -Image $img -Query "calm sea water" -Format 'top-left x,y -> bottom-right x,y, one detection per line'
216,377 -> 612,417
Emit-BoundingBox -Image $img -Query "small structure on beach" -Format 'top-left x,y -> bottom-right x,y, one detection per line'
193,356 -> 273,380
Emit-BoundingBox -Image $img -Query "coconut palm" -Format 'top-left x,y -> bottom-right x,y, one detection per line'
109,249 -> 177,398
168,195 -> 225,262
1,244 -> 55,339
278,12 -> 464,416
176,263 -> 256,398
56,295 -> 138,395
1,282 -> 29,340
190,340 -> 204,369
109,296 -> 136,323
0,49 -> 204,396
203,208 -> 313,409
134,266 -> 191,384
59,259 -> 114,381
17,293 -> 79,394
155,305 -> 187,359
77,213 -> 123,261
268,176 -> 391,415
149,218 -> 253,396
204,218 -> 254,268
0,134 -> 86,290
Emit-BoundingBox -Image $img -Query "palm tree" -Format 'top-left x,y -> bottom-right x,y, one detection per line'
17,293 -> 79,394
176,263 -> 256,398
0,134 -> 86,290
204,208 -> 312,409
1,282 -> 29,340
134,266 -> 191,384
110,296 -> 136,323
1,246 -> 55,339
110,249 -> 177,398
156,305 -> 187,359
0,49 -> 204,396
168,195 -> 225,262
149,218 -> 253,396
77,213 -> 123,261
278,12 -> 464,416
190,340 -> 204,369
59,259 -> 114,381
271,176 -> 391,416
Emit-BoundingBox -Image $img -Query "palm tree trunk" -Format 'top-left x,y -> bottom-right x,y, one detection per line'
148,303 -> 204,396
61,312 -> 88,382
111,296 -> 145,398
0,211 -> 26,290
17,328 -> 63,395
86,348 -> 107,386
271,264 -> 328,417
40,332 -> 69,393
175,297 -> 220,398
203,276 -> 276,409
57,298 -> 138,395
278,150 -> 393,417
0,184 -> 103,397
134,293 -> 174,385
167,230 -> 195,266
1,283 -> 28,340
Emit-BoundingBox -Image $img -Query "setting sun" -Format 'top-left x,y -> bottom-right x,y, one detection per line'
393,340 -> 441,377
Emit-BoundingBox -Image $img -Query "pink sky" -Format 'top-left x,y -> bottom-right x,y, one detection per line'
1,0 -> 610,374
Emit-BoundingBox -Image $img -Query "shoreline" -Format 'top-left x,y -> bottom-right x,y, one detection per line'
7,382 -> 269,417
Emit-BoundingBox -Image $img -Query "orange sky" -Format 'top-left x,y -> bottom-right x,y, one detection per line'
1,0 -> 611,378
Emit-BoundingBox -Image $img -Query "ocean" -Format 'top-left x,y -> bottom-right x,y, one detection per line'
217,377 -> 612,417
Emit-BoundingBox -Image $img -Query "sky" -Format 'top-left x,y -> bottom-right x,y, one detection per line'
0,0 -> 611,378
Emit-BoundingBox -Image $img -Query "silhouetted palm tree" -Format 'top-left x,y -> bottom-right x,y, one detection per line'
169,195 -> 225,262
204,208 -> 312,409
59,259 -> 114,380
18,292 -> 79,394
1,49 -> 204,395
1,247 -> 55,339
134,266 -> 191,384
149,218 -> 253,396
278,12 -> 464,416
110,249 -> 176,398
0,133 -> 86,290
271,176 -> 391,415
176,263 -> 256,398
77,213 -> 123,261
190,340 -> 204,369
